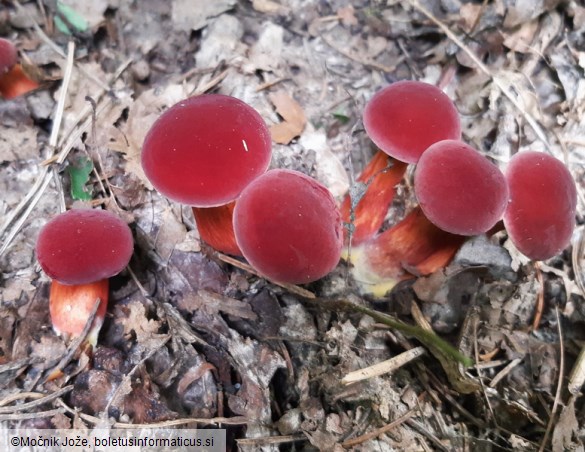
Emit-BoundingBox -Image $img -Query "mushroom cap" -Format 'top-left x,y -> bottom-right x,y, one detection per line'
0,38 -> 17,75
36,209 -> 134,285
141,94 -> 272,207
414,140 -> 509,236
363,81 -> 461,163
503,151 -> 577,260
233,169 -> 343,284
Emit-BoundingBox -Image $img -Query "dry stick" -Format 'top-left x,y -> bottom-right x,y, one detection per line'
489,358 -> 522,388
472,317 -> 497,424
538,306 -> 565,452
215,252 -> 317,299
532,262 -> 545,330
0,386 -> 73,413
341,409 -> 416,448
40,298 -> 101,385
341,347 -> 426,385
0,408 -> 66,421
0,59 -> 132,256
320,32 -> 403,74
12,0 -> 110,92
55,398 -> 248,427
408,0 -> 551,152
0,40 -> 75,253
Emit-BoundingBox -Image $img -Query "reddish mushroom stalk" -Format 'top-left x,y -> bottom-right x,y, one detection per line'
349,207 -> 466,297
192,202 -> 242,256
340,151 -> 407,246
234,169 -> 343,284
141,94 -> 271,253
36,209 -> 133,345
0,38 -> 39,99
503,151 -> 577,260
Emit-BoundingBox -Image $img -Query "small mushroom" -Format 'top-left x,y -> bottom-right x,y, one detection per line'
363,80 -> 461,163
0,38 -> 17,75
503,151 -> 577,260
141,94 -> 272,255
414,140 -> 509,236
0,37 -> 38,99
36,209 -> 133,344
233,169 -> 343,284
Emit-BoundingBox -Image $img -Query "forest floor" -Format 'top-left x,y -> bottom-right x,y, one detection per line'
1,0 -> 585,450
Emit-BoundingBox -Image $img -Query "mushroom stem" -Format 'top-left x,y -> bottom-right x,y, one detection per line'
349,207 -> 466,297
192,202 -> 242,256
0,64 -> 39,99
340,151 -> 407,246
49,279 -> 109,346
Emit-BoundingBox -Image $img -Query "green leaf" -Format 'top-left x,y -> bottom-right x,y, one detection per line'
332,111 -> 350,124
55,1 -> 89,35
68,157 -> 93,201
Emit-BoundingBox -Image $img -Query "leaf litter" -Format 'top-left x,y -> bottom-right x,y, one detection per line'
0,0 -> 584,450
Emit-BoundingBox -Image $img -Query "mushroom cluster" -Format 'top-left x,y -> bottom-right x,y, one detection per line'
141,93 -> 343,285
346,80 -> 577,296
36,209 -> 134,344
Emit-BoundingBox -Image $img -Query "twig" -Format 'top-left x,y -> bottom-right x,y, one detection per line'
320,33 -> 403,73
0,408 -> 65,421
341,347 -> 426,385
216,252 -> 316,299
538,306 -> 565,452
40,298 -> 101,384
532,262 -> 545,330
55,399 -> 248,427
0,386 -> 73,413
489,358 -> 522,388
341,409 -> 415,448
0,59 -> 132,256
408,0 -> 552,152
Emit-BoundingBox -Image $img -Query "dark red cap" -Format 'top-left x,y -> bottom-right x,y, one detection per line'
36,209 -> 134,285
414,140 -> 509,236
234,169 -> 343,284
363,81 -> 461,163
0,38 -> 17,75
141,94 -> 272,207
503,151 -> 577,260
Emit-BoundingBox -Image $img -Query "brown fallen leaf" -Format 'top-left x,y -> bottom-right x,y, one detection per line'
268,90 -> 306,144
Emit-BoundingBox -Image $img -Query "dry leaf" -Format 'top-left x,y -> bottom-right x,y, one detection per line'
251,0 -> 286,14
112,84 -> 194,189
269,90 -> 306,144
337,6 -> 357,27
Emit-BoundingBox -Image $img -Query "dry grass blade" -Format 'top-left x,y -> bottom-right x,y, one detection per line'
0,386 -> 72,413
341,347 -> 426,385
0,58 -> 132,256
341,409 -> 415,448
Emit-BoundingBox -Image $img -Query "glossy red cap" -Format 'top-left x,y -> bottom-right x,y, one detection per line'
414,140 -> 509,236
141,94 -> 272,207
0,38 -> 17,75
503,151 -> 577,260
363,81 -> 461,163
234,169 -> 343,284
36,209 -> 134,285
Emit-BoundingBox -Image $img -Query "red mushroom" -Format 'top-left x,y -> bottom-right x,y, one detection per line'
141,94 -> 272,254
0,37 -> 39,99
414,140 -> 509,236
36,209 -> 133,344
0,38 -> 17,75
503,151 -> 577,260
233,169 -> 343,284
363,80 -> 461,163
